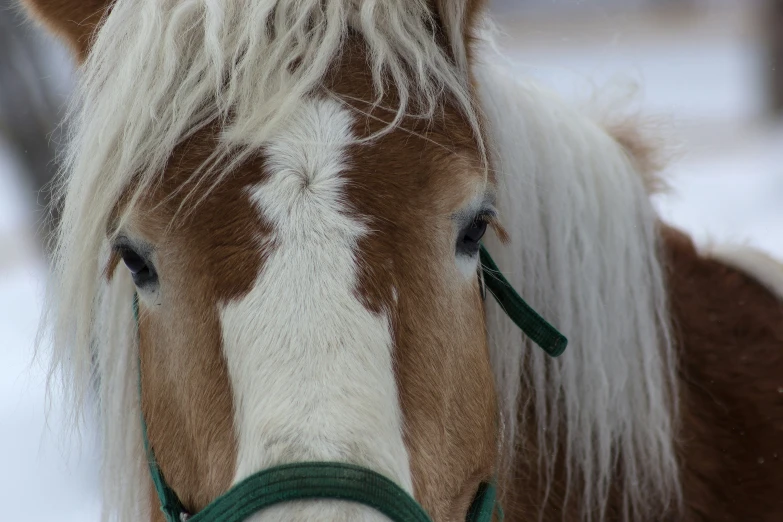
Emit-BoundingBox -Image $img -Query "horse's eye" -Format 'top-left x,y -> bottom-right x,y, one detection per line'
464,219 -> 488,244
457,216 -> 489,256
118,247 -> 157,287
120,248 -> 146,274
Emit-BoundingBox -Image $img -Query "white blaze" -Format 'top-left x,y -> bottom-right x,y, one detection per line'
220,98 -> 412,521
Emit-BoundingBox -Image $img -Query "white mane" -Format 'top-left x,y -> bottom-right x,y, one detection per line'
475,54 -> 681,520
43,1 -> 478,520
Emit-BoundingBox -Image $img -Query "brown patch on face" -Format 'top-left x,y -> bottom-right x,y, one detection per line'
325,38 -> 500,520
21,0 -> 111,60
661,225 -> 783,522
122,130 -> 272,516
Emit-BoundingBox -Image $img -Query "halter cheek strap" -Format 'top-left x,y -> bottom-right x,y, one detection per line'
135,245 -> 566,522
479,246 -> 567,357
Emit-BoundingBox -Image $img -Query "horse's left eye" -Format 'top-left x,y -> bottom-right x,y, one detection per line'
457,216 -> 489,256
117,247 -> 158,288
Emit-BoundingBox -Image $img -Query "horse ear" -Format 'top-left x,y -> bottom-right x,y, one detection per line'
21,0 -> 112,61
432,0 -> 488,68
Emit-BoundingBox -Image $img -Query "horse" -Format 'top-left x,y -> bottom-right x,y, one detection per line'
22,0 -> 783,521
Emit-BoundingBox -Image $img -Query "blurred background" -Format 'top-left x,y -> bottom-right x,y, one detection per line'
1,0 -> 781,520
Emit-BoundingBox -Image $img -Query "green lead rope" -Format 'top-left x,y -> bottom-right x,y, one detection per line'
479,245 -> 568,358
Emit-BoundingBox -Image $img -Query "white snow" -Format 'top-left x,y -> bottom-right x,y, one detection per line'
500,8 -> 783,259
0,145 -> 101,520
655,123 -> 783,258
506,37 -> 766,125
1,5 -> 780,520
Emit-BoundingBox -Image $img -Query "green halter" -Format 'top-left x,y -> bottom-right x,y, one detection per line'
478,246 -> 567,357
135,245 -> 566,522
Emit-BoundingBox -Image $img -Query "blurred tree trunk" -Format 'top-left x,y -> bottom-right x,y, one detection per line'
768,0 -> 783,115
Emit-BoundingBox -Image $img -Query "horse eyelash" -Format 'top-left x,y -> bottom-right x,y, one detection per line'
481,213 -> 509,244
473,212 -> 495,224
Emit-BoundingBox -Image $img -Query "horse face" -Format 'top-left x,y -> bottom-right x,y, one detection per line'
24,0 -> 501,518
102,48 -> 498,522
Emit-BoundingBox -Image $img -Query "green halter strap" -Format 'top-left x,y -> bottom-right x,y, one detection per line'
143,460 -> 500,522
135,245 -> 565,522
479,245 -> 568,357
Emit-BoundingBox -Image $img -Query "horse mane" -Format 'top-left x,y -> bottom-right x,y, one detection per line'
474,54 -> 681,520
42,1 -> 480,520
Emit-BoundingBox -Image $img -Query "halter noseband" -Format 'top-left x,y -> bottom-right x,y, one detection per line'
135,245 -> 567,522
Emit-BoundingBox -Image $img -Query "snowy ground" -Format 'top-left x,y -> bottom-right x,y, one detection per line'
1,6 -> 781,520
